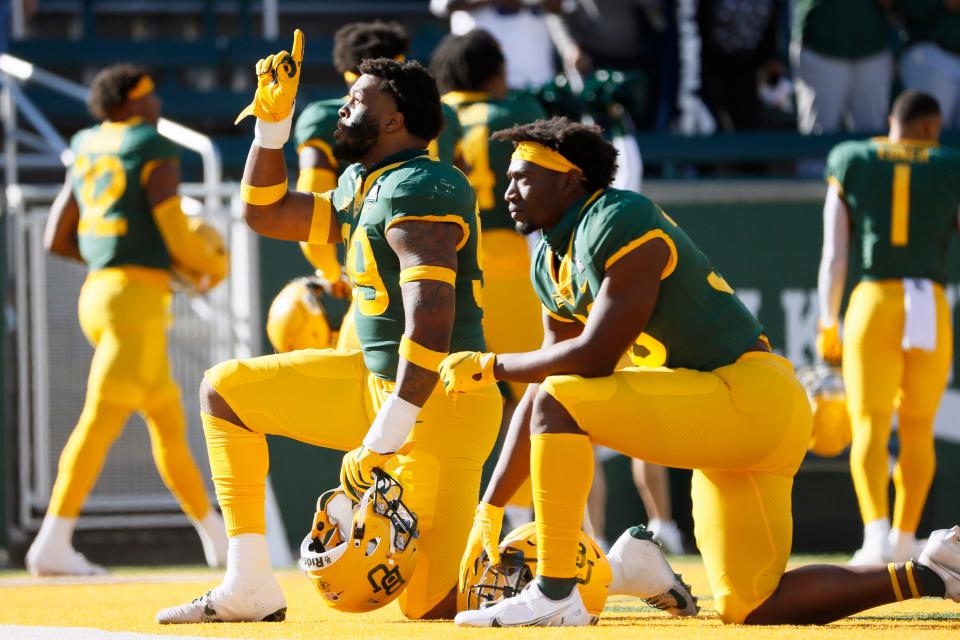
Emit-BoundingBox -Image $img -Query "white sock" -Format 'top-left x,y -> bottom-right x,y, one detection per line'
889,528 -> 918,560
863,518 -> 891,549
223,534 -> 273,590
32,515 -> 77,551
192,511 -> 228,568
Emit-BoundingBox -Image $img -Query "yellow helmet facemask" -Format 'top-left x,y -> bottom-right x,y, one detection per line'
458,521 -> 612,619
299,470 -> 419,613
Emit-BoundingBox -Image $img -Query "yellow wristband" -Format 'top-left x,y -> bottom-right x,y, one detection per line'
399,336 -> 447,372
240,181 -> 287,206
888,563 -> 904,602
399,265 -> 456,287
904,561 -> 921,599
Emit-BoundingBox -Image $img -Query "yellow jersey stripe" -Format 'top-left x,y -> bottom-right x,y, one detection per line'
891,163 -> 911,246
604,229 -> 678,279
385,215 -> 471,251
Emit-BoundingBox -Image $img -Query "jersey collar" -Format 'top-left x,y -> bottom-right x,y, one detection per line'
541,189 -> 604,252
363,148 -> 428,174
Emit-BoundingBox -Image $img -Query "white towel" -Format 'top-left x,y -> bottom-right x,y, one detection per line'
902,278 -> 937,351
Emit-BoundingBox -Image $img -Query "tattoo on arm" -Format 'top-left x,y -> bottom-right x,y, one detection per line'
387,220 -> 462,406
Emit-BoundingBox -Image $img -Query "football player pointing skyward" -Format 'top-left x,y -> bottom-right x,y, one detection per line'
158,31 -> 501,623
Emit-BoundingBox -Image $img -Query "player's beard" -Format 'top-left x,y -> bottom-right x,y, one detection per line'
333,112 -> 380,163
515,220 -> 537,235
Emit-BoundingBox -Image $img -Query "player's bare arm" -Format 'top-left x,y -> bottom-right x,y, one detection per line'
389,219 -> 462,406
493,238 -> 669,383
43,176 -> 82,261
240,146 -> 339,243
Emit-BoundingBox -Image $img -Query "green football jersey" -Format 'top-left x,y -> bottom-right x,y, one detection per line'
792,0 -> 889,59
295,99 -> 463,169
532,189 -> 763,372
826,138 -> 960,284
70,118 -> 179,271
443,91 -> 546,231
330,149 -> 486,380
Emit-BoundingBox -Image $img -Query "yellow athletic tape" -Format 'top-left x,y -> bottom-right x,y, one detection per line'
399,265 -> 456,287
888,563 -> 904,602
399,335 -> 446,372
240,182 -> 287,206
905,560 -> 921,599
512,141 -> 581,174
126,75 -> 155,100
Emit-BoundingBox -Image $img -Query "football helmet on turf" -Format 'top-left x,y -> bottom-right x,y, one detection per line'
458,521 -> 611,618
299,470 -> 419,613
796,362 -> 851,457
267,276 -> 334,352
173,217 -> 229,294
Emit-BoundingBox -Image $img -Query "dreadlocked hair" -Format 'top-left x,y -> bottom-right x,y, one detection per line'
88,63 -> 149,121
429,29 -> 505,94
357,58 -> 443,142
333,21 -> 409,75
492,117 -> 619,192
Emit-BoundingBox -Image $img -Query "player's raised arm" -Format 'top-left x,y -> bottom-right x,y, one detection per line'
236,30 -> 341,245
43,173 -> 82,262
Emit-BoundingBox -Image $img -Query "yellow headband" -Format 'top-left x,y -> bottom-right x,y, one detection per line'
127,75 -> 155,100
511,141 -> 581,174
343,55 -> 406,84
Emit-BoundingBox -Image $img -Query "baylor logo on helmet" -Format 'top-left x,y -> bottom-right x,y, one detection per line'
367,563 -> 405,595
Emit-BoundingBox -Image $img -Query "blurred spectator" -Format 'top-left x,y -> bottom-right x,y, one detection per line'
697,0 -> 783,131
896,0 -> 960,130
791,0 -> 893,134
545,0 -> 660,75
429,0 -> 559,89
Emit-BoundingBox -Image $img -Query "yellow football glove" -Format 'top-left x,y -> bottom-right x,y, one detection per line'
458,502 -> 504,592
816,321 -> 842,364
339,446 -> 392,503
438,351 -> 497,396
235,29 -> 305,124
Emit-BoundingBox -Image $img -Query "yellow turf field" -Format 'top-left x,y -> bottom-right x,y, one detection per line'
1,556 -> 957,639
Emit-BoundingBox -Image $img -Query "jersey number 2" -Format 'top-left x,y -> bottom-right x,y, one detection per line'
74,154 -> 126,222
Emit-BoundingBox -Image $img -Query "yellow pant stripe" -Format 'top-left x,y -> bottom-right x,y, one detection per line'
888,563 -> 905,601
905,560 -> 921,599
308,192 -> 334,244
240,181 -> 287,206
399,335 -> 447,372
399,265 -> 456,287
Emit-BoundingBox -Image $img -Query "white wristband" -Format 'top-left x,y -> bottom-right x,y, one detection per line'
363,394 -> 420,454
254,112 -> 293,149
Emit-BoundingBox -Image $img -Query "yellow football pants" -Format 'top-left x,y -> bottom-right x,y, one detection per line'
540,352 -> 811,624
204,348 -> 502,619
842,280 -> 951,532
481,230 -> 543,401
48,267 -> 211,520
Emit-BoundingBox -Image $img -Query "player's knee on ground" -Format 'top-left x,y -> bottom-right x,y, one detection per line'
531,380 -> 587,436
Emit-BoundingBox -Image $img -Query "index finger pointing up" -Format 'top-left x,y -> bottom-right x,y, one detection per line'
291,29 -> 304,65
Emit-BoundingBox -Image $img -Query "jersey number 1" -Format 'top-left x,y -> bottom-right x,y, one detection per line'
891,163 -> 911,247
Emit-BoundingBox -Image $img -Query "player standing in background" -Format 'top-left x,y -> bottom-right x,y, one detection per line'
429,29 -> 545,527
817,91 -> 960,564
441,117 -> 960,627
33,64 -> 229,575
293,20 -> 464,350
158,33 -> 502,623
